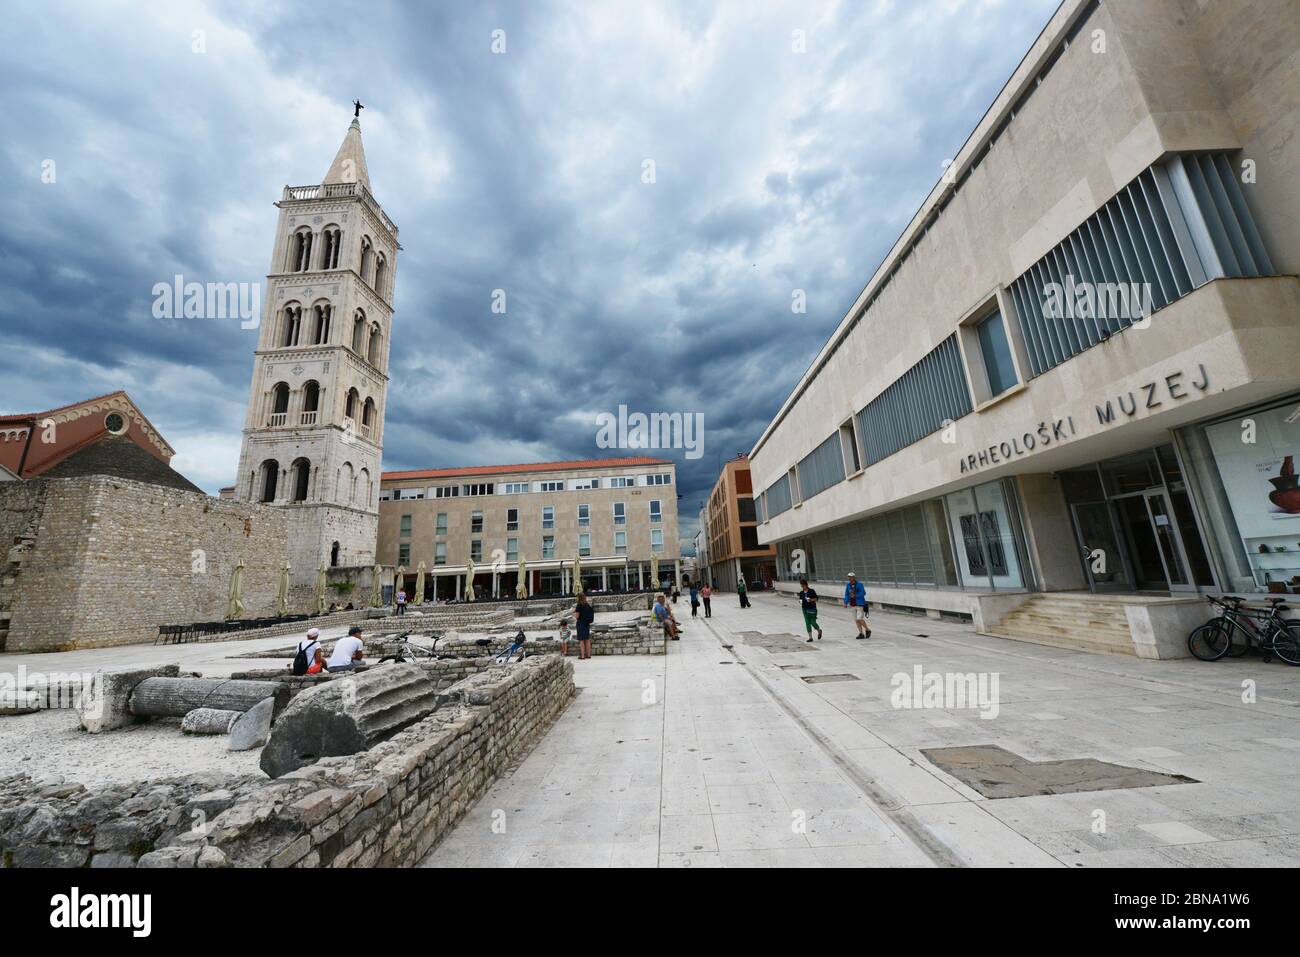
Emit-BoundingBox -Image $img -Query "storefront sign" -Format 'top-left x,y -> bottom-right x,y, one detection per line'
959,364 -> 1210,474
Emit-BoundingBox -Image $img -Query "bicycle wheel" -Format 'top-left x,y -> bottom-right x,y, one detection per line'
1188,621 -> 1231,661
1268,621 -> 1300,666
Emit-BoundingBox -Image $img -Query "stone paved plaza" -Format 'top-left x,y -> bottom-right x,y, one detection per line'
424,592 -> 1300,868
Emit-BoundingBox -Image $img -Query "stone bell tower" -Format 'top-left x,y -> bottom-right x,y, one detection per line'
234,106 -> 400,582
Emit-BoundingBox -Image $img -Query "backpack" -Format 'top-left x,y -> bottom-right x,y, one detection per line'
292,640 -> 316,676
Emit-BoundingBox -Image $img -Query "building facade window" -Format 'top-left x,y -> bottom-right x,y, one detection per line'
506,507 -> 519,531
649,500 -> 662,523
470,540 -> 482,562
651,529 -> 664,553
471,510 -> 483,533
538,481 -> 563,492
398,544 -> 410,565
613,502 -> 626,525
399,514 -> 412,537
609,476 -> 634,488
436,513 -> 447,535
578,504 -> 590,527
542,535 -> 555,558
542,506 -> 555,529
506,538 -> 519,562
501,482 -> 528,494
615,531 -> 627,555
578,533 -> 591,557
434,542 -> 447,565
976,310 -> 1018,398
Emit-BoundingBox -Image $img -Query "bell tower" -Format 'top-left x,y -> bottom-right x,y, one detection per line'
234,107 -> 399,581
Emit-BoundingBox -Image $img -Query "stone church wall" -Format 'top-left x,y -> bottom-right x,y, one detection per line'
1,477 -> 294,653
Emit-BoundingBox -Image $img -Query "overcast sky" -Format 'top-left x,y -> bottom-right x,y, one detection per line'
0,0 -> 1060,549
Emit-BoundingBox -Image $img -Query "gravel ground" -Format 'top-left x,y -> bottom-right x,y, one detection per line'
0,708 -> 264,787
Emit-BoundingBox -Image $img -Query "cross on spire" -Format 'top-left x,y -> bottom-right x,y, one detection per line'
353,99 -> 364,118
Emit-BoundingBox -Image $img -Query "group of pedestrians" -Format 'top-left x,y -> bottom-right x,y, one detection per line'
292,624 -> 367,675
794,572 -> 873,642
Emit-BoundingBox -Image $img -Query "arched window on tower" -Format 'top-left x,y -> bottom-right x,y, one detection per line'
344,387 -> 359,425
339,462 -> 355,504
311,301 -> 332,345
280,304 -> 302,347
362,397 -> 375,438
259,459 -> 280,503
367,323 -> 382,365
301,380 -> 320,425
289,228 -> 313,273
373,252 -> 387,298
331,541 -> 341,567
321,226 -> 342,270
359,236 -> 374,283
351,309 -> 366,353
358,468 -> 372,507
290,458 -> 311,502
269,382 -> 290,426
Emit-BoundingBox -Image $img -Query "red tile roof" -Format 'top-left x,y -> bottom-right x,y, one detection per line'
382,456 -> 673,482
0,390 -> 129,424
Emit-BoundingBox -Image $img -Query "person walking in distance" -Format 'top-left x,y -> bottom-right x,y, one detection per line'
843,572 -> 871,639
737,577 -> 750,609
688,578 -> 700,618
701,582 -> 712,617
396,588 -> 407,616
797,578 -> 823,642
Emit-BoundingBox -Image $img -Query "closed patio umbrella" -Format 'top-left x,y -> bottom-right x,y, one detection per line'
371,564 -> 383,606
275,561 -> 290,617
414,561 -> 426,605
394,564 -> 406,601
650,555 -> 660,590
226,561 -> 247,620
572,555 -> 583,595
464,559 -> 476,602
515,557 -> 528,598
316,565 -> 328,615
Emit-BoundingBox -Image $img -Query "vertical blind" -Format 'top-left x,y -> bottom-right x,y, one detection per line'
796,433 -> 847,501
854,334 -> 971,467
1008,152 -> 1274,378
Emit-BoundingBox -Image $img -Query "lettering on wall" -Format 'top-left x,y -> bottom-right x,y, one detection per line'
959,364 -> 1210,474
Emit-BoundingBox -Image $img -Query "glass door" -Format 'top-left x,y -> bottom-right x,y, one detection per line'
1070,501 -> 1133,591
1144,489 -> 1194,591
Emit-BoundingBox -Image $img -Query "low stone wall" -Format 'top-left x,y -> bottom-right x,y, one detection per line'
430,618 -> 665,657
0,654 -> 575,868
229,657 -> 498,698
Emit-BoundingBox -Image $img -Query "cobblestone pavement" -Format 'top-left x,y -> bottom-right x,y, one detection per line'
424,591 -> 1300,867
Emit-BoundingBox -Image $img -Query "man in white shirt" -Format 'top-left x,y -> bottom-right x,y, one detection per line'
326,625 -> 366,672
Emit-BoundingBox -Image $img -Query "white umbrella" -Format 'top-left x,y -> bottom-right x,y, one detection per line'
316,565 -> 328,615
226,561 -> 247,620
464,559 -> 476,602
650,555 -> 660,590
394,564 -> 406,602
371,564 -> 383,606
515,557 -> 528,598
572,555 -> 583,595
414,561 -> 426,605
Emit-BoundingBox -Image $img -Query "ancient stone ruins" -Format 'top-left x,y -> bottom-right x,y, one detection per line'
0,594 -> 664,867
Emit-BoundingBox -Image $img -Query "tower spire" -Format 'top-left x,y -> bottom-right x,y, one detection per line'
323,112 -> 371,190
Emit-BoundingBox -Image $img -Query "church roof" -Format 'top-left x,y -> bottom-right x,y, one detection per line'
41,435 -> 204,494
323,117 -> 371,190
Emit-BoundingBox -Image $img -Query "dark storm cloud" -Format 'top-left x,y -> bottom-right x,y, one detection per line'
0,0 -> 1059,541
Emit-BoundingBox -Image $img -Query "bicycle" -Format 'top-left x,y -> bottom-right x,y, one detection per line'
376,631 -> 446,664
1187,596 -> 1300,665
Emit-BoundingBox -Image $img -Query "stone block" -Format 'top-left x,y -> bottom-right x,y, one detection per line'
79,663 -> 180,733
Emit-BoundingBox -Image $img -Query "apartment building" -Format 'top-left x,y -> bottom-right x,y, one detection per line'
705,454 -> 776,592
749,0 -> 1300,658
377,456 -> 681,599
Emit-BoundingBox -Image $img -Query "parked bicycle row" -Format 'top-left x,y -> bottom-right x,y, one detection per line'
1187,595 -> 1300,665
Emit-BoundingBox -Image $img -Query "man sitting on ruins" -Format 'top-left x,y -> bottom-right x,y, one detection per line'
325,625 -> 366,673
653,595 -> 679,641
293,627 -> 326,675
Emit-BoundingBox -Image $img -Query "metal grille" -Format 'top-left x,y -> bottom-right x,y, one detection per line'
763,473 -> 793,518
854,335 -> 971,468
796,433 -> 846,501
1008,152 -> 1274,378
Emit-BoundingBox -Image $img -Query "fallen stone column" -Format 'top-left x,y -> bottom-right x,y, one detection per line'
129,677 -> 288,720
180,708 -> 240,734
259,664 -> 440,778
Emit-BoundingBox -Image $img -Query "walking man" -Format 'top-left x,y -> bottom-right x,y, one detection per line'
701,582 -> 712,617
843,572 -> 871,639
797,578 -> 823,642
688,579 -> 700,618
396,588 -> 407,616
737,577 -> 750,609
